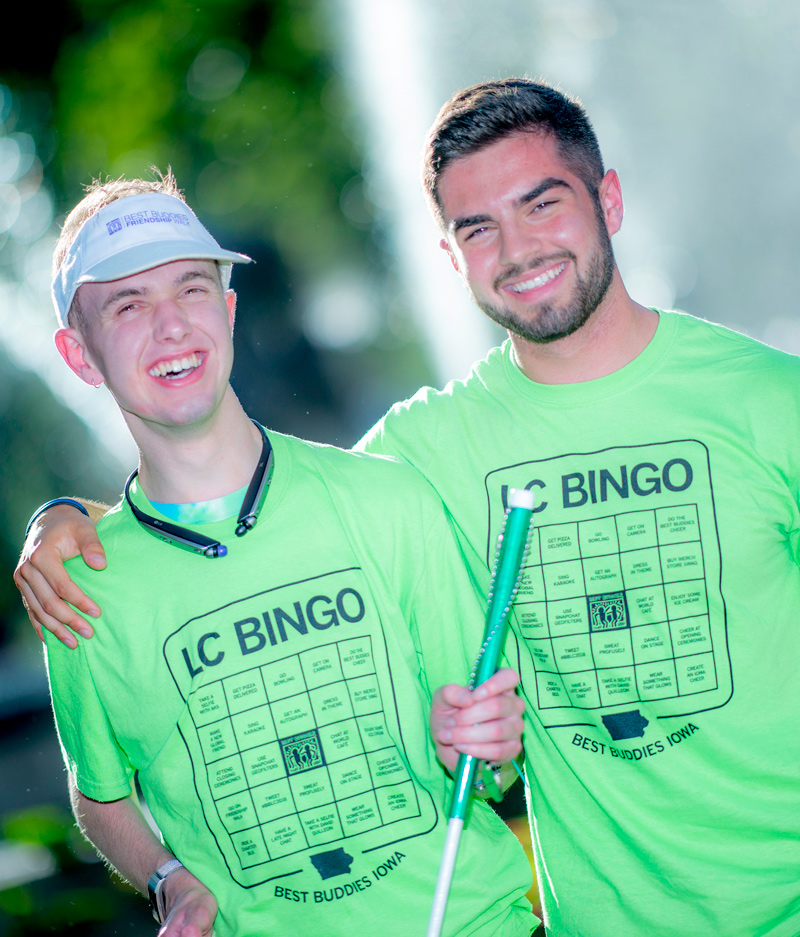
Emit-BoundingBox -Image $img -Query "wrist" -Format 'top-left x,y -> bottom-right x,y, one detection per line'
25,498 -> 90,538
147,858 -> 184,923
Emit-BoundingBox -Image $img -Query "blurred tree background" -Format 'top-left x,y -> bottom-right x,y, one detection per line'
0,0 -> 432,645
0,1 -> 431,932
1,0 -> 799,932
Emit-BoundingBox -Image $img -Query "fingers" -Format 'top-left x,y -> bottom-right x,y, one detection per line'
159,908 -> 215,937
431,669 -> 525,771
14,559 -> 97,648
13,506 -> 105,647
435,668 -> 521,713
443,713 -> 525,763
437,695 -> 525,745
448,690 -> 525,730
75,529 -> 107,571
433,708 -> 524,772
472,667 -> 521,699
438,701 -> 525,764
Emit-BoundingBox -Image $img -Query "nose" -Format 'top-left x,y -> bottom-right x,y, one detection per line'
498,219 -> 541,269
153,298 -> 192,343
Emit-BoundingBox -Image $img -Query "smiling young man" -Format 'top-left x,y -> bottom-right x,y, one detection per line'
357,80 -> 800,936
32,175 -> 536,937
16,82 -> 800,936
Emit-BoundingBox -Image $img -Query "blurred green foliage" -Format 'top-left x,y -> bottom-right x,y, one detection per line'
0,352 -> 121,646
0,0 -> 431,648
0,802 -> 154,936
52,0 -> 369,272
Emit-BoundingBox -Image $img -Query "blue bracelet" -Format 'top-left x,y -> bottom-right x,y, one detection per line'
25,498 -> 90,538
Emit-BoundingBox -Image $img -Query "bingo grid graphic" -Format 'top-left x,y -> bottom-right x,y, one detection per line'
164,570 -> 436,886
486,441 -> 732,725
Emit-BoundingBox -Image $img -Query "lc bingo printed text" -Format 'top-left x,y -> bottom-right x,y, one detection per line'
181,586 -> 366,679
500,457 -> 694,514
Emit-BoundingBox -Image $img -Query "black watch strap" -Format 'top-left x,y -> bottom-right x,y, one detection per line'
147,858 -> 184,923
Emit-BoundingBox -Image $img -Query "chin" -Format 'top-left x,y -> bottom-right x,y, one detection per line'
124,401 -> 220,432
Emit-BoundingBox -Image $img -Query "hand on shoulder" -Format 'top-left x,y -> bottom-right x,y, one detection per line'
14,502 -> 107,648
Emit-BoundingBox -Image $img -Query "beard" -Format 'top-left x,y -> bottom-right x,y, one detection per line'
471,210 -> 616,344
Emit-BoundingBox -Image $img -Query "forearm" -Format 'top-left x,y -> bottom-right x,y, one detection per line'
25,497 -> 110,534
69,777 -> 172,895
71,778 -> 218,934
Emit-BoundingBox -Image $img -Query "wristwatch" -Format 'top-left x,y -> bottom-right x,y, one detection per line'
147,858 -> 184,923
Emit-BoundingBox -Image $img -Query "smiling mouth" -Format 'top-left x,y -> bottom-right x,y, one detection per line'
507,262 -> 567,293
148,353 -> 203,379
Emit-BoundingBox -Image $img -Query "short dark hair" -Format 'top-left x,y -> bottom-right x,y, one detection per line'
422,78 -> 605,228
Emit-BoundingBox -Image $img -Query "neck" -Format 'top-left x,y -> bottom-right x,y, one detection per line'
509,275 -> 658,385
129,390 -> 263,503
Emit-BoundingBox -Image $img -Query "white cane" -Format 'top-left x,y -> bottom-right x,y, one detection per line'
426,488 -> 535,937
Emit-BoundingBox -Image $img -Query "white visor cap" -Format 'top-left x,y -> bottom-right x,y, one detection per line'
52,192 -> 253,327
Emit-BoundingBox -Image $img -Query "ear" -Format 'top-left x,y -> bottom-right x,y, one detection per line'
225,290 -> 236,331
598,169 -> 624,237
54,329 -> 104,387
439,237 -> 461,274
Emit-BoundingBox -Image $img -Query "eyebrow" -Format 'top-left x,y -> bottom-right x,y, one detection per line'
99,268 -> 218,311
450,177 -> 573,233
174,268 -> 218,287
516,177 -> 572,208
100,286 -> 146,311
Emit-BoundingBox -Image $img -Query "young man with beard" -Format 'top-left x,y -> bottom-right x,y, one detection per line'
359,80 -> 800,935
23,175 -> 535,937
17,80 -> 800,935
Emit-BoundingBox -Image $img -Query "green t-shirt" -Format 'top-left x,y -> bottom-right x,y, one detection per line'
358,310 -> 800,937
45,432 -> 534,937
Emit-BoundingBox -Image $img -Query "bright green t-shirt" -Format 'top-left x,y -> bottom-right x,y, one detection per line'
45,432 -> 534,937
358,310 -> 800,937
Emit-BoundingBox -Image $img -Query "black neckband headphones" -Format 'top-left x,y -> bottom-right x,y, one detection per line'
124,420 -> 273,558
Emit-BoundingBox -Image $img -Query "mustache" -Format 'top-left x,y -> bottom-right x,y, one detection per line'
494,251 -> 576,293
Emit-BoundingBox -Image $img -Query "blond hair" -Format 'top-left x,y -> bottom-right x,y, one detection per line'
55,169 -> 184,327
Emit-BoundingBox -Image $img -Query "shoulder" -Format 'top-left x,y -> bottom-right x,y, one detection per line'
63,494 -> 154,595
272,430 -> 442,504
668,311 -> 800,397
357,343 -> 509,457
65,496 -> 129,566
92,496 -> 136,547
672,310 -> 800,368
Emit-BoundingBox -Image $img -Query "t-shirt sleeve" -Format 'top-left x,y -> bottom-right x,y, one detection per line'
354,400 -> 427,466
354,416 -> 397,458
44,636 -> 134,802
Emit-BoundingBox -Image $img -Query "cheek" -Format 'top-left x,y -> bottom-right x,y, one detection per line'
535,213 -> 578,246
88,331 -> 144,383
456,245 -> 494,285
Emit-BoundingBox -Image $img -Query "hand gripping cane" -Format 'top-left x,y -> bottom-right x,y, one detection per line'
426,488 -> 535,937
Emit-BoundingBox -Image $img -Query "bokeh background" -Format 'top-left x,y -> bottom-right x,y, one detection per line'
1,0 -> 799,933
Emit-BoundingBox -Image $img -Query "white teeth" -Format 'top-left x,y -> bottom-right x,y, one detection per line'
149,353 -> 201,378
509,262 -> 567,292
